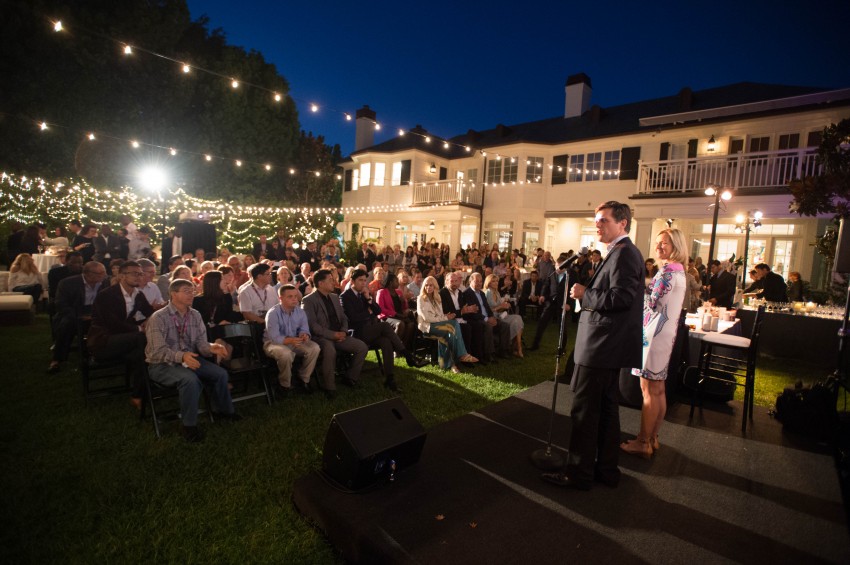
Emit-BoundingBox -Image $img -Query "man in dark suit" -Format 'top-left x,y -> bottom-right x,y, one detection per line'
755,263 -> 787,302
48,252 -> 83,311
253,234 -> 272,260
301,268 -> 369,397
543,201 -> 644,490
439,271 -> 482,362
298,241 -> 322,273
92,224 -> 123,265
463,272 -> 511,362
48,260 -> 107,373
528,253 -> 571,351
706,260 -> 736,308
87,261 -> 154,406
356,242 -> 376,272
517,270 -> 546,318
340,269 -> 425,391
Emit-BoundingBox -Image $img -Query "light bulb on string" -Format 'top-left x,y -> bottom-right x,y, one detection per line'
204,154 -> 212,161
182,63 -> 191,73
53,21 -> 63,32
123,44 -> 132,55
231,79 -> 239,89
39,122 -> 48,131
274,93 -> 282,102
131,140 -> 140,148
169,148 -> 177,156
88,133 -> 96,141
264,164 -> 272,171
310,104 -> 319,112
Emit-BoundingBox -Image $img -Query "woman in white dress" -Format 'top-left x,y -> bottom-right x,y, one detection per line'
621,228 -> 687,459
416,276 -> 477,373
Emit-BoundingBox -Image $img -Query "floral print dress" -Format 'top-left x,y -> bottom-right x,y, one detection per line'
632,262 -> 686,381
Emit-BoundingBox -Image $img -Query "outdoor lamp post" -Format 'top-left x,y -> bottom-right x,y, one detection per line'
705,184 -> 732,274
734,210 -> 763,289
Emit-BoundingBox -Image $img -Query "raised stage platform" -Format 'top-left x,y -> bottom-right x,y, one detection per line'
293,381 -> 850,564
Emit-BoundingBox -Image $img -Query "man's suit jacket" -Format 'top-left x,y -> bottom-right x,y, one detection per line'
253,241 -> 272,260
761,271 -> 788,302
93,234 -> 122,263
55,274 -> 97,319
356,249 -> 376,271
574,237 -> 644,369
339,288 -> 381,334
439,287 -> 469,317
87,283 -> 153,352
461,287 -> 495,322
708,270 -> 736,308
519,278 -> 546,302
48,265 -> 76,301
301,290 -> 350,340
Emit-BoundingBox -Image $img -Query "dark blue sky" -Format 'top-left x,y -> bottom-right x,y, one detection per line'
187,0 -> 850,156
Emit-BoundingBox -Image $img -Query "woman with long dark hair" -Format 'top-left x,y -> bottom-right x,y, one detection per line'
192,270 -> 241,341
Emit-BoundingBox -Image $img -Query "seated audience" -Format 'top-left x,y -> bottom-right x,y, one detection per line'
340,269 -> 426,392
263,284 -> 321,396
416,276 -> 477,373
136,258 -> 166,308
192,270 -> 241,341
158,255 -> 184,297
237,262 -> 278,324
87,261 -> 153,406
463,272 -> 511,362
484,273 -> 524,357
48,260 -> 107,373
9,253 -> 44,303
376,272 -> 415,349
518,269 -> 545,318
145,279 -> 239,442
228,255 -> 250,289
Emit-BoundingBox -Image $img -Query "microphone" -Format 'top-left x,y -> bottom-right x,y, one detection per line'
556,247 -> 589,271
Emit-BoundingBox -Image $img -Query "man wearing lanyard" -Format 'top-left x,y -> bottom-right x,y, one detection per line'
263,284 -> 321,396
237,263 -> 278,324
146,279 -> 239,443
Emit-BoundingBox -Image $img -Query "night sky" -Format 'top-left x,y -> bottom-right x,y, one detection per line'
186,0 -> 850,156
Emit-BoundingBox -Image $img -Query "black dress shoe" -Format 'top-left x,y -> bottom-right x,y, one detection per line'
322,388 -> 337,400
213,411 -> 243,423
540,472 -> 591,491
273,383 -> 292,398
527,345 -> 539,351
341,377 -> 359,388
294,379 -> 314,394
404,353 -> 428,368
384,377 -> 402,393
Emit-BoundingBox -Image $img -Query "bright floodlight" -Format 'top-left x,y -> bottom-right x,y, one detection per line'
735,214 -> 745,224
704,186 -> 716,196
721,190 -> 732,201
753,210 -> 763,220
138,166 -> 168,192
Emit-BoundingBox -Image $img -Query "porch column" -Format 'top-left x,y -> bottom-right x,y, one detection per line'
631,217 -> 655,259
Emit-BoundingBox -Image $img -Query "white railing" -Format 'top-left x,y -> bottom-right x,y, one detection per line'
412,179 -> 483,206
636,147 -> 821,195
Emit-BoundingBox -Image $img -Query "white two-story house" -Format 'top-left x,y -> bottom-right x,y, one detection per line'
339,74 -> 850,289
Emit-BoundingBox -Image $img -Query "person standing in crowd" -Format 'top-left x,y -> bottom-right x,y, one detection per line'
72,224 -> 97,262
755,263 -> 788,302
621,228 -> 687,459
263,284 -> 321,396
706,259 -> 736,308
542,201 -> 644,490
527,253 -> 571,351
787,271 -> 804,301
416,276 -> 478,373
92,224 -> 122,266
145,278 -> 239,443
301,268 -> 369,398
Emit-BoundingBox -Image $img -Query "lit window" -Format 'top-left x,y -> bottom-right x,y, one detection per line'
568,155 -> 584,182
586,152 -> 601,182
526,157 -> 544,183
359,163 -> 371,188
391,162 -> 402,186
374,162 -> 385,186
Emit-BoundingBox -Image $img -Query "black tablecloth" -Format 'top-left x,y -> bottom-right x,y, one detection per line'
737,309 -> 841,369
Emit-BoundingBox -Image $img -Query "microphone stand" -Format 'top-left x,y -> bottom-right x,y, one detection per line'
530,269 -> 571,470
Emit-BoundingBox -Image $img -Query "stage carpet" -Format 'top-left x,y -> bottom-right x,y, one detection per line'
293,381 -> 850,564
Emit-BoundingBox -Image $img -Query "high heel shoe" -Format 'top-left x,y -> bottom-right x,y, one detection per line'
620,438 -> 652,459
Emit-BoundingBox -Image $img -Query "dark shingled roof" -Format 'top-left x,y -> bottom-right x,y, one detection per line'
348,82 -> 844,160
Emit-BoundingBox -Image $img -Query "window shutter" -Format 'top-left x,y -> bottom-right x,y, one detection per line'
659,142 -> 670,161
619,147 -> 641,180
687,139 -> 698,159
344,169 -> 352,192
439,167 -> 447,180
400,160 -> 411,185
552,154 -> 568,184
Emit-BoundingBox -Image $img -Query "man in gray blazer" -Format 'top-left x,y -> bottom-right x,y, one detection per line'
543,201 -> 644,490
301,269 -> 368,398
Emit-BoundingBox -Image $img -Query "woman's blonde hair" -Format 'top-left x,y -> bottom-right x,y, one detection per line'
10,253 -> 39,275
483,273 -> 500,295
420,276 -> 441,306
657,228 -> 688,264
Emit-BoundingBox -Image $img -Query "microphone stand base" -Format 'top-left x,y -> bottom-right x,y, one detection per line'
530,448 -> 565,470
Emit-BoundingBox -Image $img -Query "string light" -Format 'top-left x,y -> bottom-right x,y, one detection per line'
131,140 -> 140,148
39,122 -> 48,131
310,104 -> 319,113
205,154 -> 212,161
274,93 -> 282,102
182,63 -> 191,74
87,133 -> 96,141
231,79 -> 239,89
123,44 -> 132,55
53,21 -> 62,32
265,164 -> 272,171
169,147 -> 177,156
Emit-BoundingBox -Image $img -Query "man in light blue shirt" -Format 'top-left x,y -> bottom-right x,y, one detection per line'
263,284 -> 320,395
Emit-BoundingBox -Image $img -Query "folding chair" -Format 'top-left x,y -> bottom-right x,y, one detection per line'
413,329 -> 439,365
689,306 -> 766,432
78,318 -> 132,404
220,323 -> 273,406
141,368 -> 213,438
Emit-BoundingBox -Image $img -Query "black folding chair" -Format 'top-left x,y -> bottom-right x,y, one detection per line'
141,368 -> 214,438
78,318 -> 132,404
220,323 -> 272,406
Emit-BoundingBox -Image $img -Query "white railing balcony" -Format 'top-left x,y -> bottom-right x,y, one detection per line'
636,147 -> 821,195
411,179 -> 483,206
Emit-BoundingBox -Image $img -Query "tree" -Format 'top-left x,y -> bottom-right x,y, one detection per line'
789,119 -> 850,218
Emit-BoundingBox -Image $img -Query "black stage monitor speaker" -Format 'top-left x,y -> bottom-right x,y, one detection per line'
834,218 -> 850,273
322,398 -> 426,490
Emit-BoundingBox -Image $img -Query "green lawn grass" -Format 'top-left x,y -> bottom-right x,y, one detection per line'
0,314 -> 818,562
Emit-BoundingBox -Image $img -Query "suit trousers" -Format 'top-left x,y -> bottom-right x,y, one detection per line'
93,331 -> 148,398
148,357 -> 234,426
263,340 -> 321,387
52,314 -> 77,363
313,336 -> 369,389
356,319 -> 405,377
565,364 -> 621,487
